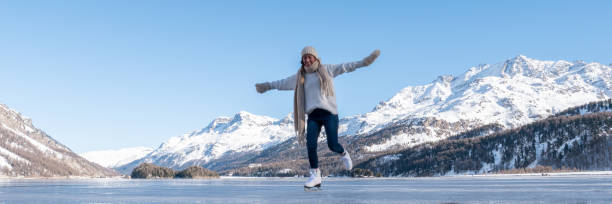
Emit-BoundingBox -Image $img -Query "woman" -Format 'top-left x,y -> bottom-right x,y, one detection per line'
255,46 -> 380,189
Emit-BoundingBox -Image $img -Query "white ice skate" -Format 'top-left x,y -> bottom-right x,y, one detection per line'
304,168 -> 322,191
341,151 -> 353,170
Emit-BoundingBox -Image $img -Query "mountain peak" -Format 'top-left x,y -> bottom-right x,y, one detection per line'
433,75 -> 454,84
231,111 -> 261,123
500,54 -> 557,77
513,54 -> 529,61
235,110 -> 254,117
206,111 -> 258,126
279,112 -> 294,124
504,54 -> 531,68
204,116 -> 231,130
198,111 -> 280,136
574,60 -> 586,65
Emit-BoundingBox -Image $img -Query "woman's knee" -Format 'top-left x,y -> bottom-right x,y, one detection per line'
327,140 -> 343,153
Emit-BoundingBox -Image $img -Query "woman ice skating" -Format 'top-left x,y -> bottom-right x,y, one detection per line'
255,46 -> 380,190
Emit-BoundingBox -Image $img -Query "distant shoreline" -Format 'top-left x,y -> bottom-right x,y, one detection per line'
3,171 -> 612,180
460,171 -> 612,177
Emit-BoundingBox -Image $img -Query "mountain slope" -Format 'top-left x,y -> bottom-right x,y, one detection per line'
0,104 -> 117,177
356,99 -> 612,176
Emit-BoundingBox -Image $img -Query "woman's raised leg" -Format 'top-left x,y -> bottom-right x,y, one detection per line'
323,114 -> 344,154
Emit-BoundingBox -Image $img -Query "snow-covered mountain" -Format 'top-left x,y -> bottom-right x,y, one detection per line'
341,55 -> 612,149
80,147 -> 154,168
116,55 -> 612,173
117,111 -> 295,172
0,103 -> 117,177
357,99 -> 612,176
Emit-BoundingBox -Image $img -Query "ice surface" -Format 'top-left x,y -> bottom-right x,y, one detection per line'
1,175 -> 611,203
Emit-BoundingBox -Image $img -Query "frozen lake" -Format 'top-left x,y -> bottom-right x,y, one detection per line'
1,174 -> 612,203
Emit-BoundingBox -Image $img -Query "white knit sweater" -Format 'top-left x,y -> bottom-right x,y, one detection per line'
268,60 -> 367,115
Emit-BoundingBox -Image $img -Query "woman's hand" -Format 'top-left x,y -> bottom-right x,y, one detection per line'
255,82 -> 271,93
363,49 -> 381,66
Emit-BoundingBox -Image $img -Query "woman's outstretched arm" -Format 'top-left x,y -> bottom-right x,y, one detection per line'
327,49 -> 380,77
255,73 -> 298,93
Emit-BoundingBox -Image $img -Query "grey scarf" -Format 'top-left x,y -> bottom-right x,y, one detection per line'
294,61 -> 335,146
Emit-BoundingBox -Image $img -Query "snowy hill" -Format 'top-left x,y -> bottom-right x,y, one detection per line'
342,55 -> 612,149
349,55 -> 611,131
0,103 -> 117,177
116,111 -> 295,172
116,55 -> 612,174
357,100 -> 612,176
80,147 -> 154,168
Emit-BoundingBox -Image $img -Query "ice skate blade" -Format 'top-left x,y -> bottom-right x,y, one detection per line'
303,184 -> 321,192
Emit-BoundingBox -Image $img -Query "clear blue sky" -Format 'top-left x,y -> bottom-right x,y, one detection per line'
1,1 -> 611,153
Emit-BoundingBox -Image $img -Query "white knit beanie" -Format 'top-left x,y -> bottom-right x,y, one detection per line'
301,46 -> 319,60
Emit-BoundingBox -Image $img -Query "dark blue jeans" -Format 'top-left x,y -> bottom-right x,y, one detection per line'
306,108 -> 345,169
